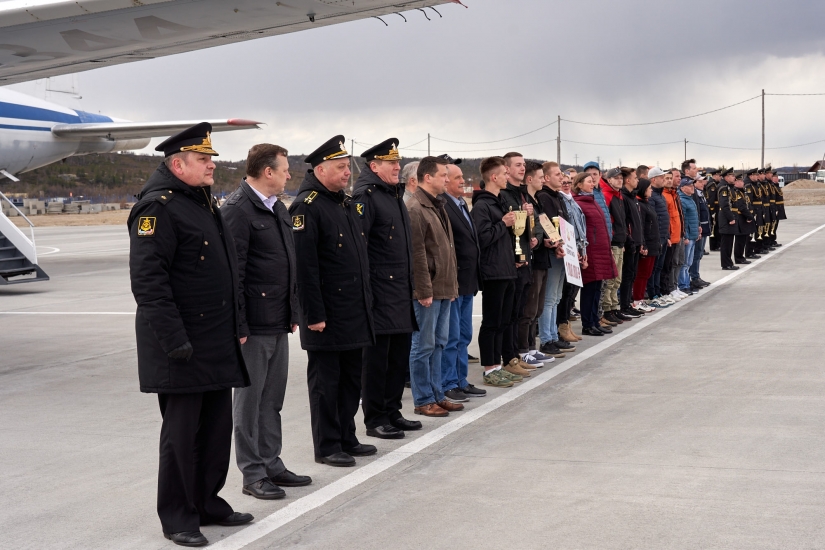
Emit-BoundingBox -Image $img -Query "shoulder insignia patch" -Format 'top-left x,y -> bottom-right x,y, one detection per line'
355,202 -> 365,217
137,216 -> 156,237
292,215 -> 305,231
720,189 -> 729,197
304,191 -> 318,204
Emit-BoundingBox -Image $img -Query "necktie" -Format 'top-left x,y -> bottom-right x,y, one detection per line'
460,200 -> 472,227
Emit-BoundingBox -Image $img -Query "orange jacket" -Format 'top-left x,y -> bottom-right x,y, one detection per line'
663,188 -> 683,242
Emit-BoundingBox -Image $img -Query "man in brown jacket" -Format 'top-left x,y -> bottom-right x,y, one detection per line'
407,156 -> 462,417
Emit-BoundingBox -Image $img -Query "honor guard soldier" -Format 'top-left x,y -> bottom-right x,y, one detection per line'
351,138 -> 421,440
769,168 -> 787,245
759,168 -> 777,251
705,169 -> 721,251
128,123 -> 253,547
732,171 -> 755,264
716,168 -> 739,270
743,169 -> 763,259
288,135 -> 378,467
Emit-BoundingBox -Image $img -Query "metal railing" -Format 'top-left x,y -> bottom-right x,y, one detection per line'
0,190 -> 37,252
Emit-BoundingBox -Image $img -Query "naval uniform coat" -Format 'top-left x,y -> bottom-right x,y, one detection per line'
351,169 -> 416,335
288,172 -> 375,351
128,163 -> 249,394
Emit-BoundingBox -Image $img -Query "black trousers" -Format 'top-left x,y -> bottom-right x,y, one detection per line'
746,233 -> 761,257
619,244 -> 639,310
361,333 -> 411,428
580,280 -> 602,329
709,213 -> 720,250
719,233 -> 735,268
734,233 -> 749,262
479,278 -> 515,367
503,267 -> 531,363
557,282 -> 575,325
661,244 -> 675,294
307,349 -> 362,457
157,389 -> 234,534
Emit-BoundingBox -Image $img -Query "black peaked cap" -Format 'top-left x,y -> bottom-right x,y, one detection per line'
155,122 -> 218,157
305,135 -> 350,168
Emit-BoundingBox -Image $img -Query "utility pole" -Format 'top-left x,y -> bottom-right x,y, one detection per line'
427,133 -> 430,156
557,115 -> 561,164
349,138 -> 355,190
596,156 -> 601,169
574,153 -> 579,167
684,139 -> 687,161
761,89 -> 765,169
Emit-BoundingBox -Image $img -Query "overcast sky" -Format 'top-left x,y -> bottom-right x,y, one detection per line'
10,0 -> 825,169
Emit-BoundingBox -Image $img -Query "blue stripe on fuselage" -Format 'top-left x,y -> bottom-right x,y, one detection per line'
0,102 -> 113,125
0,123 -> 52,131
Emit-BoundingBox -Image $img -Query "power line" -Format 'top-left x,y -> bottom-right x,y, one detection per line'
562,95 -> 761,127
357,138 -> 558,154
429,120 -> 558,144
766,93 -> 825,96
691,138 -> 825,151
562,139 -> 684,147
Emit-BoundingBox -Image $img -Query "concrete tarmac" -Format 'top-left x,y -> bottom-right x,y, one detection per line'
1,207 -> 824,549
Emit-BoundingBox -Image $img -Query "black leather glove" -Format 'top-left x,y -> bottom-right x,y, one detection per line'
168,341 -> 194,361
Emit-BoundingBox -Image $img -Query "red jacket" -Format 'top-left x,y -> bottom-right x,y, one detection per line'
574,193 -> 618,284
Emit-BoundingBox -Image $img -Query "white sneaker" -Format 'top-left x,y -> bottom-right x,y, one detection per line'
662,295 -> 676,305
677,290 -> 689,298
639,302 -> 655,312
669,291 -> 683,301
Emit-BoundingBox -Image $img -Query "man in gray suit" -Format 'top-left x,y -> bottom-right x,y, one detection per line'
222,144 -> 312,499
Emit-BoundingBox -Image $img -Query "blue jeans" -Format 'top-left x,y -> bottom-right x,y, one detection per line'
538,262 -> 566,343
441,295 -> 473,392
678,240 -> 696,290
689,236 -> 707,280
410,299 -> 451,407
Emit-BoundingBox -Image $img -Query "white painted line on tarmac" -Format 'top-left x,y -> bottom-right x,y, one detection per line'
212,222 -> 825,550
36,246 -> 60,255
0,311 -> 134,315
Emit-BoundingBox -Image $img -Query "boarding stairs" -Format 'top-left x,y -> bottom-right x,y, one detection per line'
0,189 -> 49,285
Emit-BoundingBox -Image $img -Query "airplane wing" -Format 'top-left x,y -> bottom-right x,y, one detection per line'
0,0 -> 464,86
50,119 -> 263,139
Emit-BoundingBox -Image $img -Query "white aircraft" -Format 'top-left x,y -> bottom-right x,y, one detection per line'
0,0 -> 458,284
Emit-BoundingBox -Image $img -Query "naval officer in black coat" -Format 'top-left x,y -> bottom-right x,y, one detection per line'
128,123 -> 252,547
351,138 -> 420,439
288,136 -> 377,467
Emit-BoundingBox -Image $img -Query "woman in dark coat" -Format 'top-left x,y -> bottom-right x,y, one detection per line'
632,179 -> 661,309
572,173 -> 617,336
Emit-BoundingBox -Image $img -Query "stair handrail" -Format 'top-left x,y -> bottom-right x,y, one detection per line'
0,190 -> 36,250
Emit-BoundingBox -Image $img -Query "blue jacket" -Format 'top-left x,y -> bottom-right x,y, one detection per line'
593,182 -> 613,242
678,190 -> 699,241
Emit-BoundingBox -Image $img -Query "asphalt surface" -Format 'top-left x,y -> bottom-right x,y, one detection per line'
1,207 -> 823,549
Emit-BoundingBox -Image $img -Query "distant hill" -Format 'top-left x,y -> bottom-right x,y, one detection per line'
1,152 -> 570,202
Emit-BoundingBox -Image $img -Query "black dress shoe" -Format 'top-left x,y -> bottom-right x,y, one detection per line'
216,512 -> 254,526
582,327 -> 604,336
597,325 -> 613,334
722,265 -> 739,270
746,254 -> 762,259
242,478 -> 285,500
270,469 -> 312,487
390,416 -> 423,430
735,259 -> 751,265
467,354 -> 480,363
315,452 -> 356,467
343,443 -> 377,456
366,424 -> 405,439
165,531 -> 208,547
